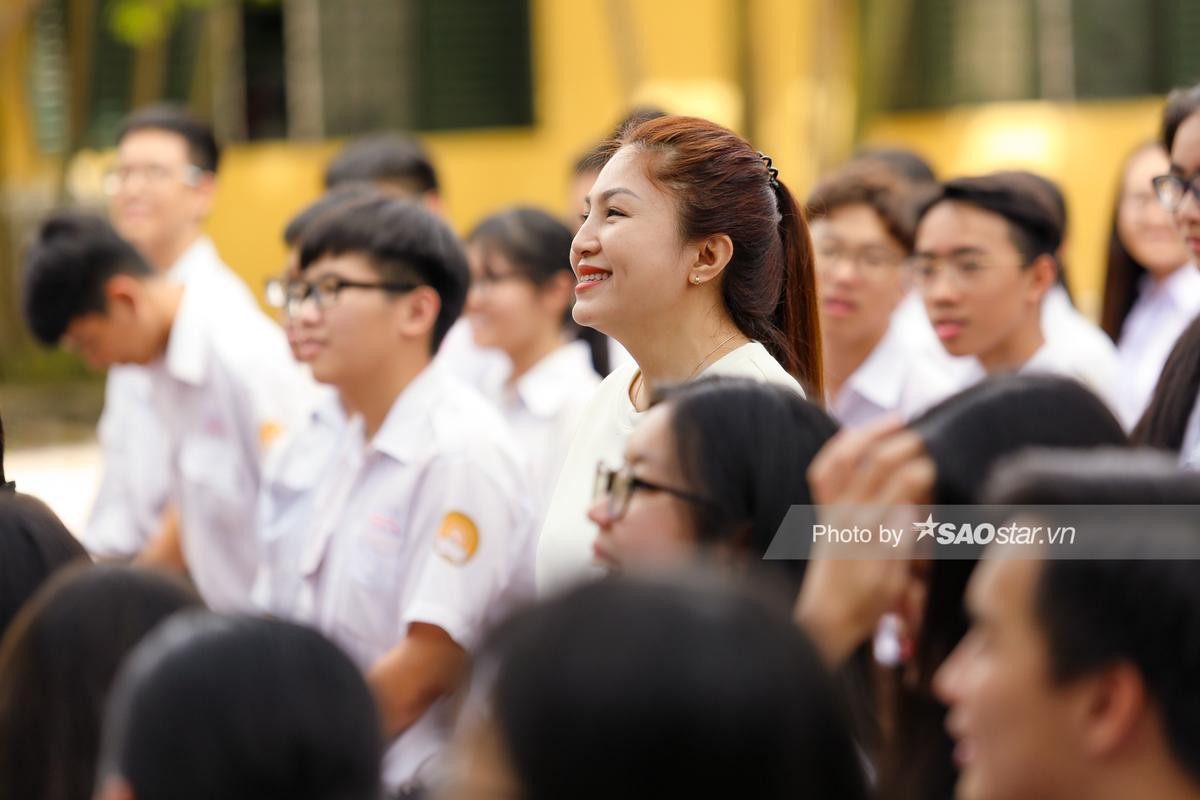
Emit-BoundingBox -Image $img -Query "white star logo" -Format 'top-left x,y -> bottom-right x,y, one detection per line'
913,513 -> 937,540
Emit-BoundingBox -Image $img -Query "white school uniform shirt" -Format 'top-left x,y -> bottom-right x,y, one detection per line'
83,237 -> 224,557
150,265 -> 313,611
287,364 -> 535,791
535,341 -> 803,595
1019,339 -> 1121,413
828,321 -> 962,426
481,340 -> 601,516
252,386 -> 347,617
433,318 -> 510,390
1040,285 -> 1120,404
1114,265 -> 1200,429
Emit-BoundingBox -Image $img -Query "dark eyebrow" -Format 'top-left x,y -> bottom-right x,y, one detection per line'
912,246 -> 988,259
583,187 -> 640,209
1168,163 -> 1200,180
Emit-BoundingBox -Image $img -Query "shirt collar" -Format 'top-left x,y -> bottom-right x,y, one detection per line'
511,340 -> 595,419
161,278 -> 210,386
1155,263 -> 1200,311
370,363 -> 446,463
840,324 -> 909,411
167,236 -> 221,283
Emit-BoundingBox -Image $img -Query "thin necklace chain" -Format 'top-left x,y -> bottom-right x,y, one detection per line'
632,331 -> 744,407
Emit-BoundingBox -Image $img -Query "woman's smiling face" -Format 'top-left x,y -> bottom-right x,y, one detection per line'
569,145 -> 696,339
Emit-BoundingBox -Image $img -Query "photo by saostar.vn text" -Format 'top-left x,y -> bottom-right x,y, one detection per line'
761,505 -> 1200,560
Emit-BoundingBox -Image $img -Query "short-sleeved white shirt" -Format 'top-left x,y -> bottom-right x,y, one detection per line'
535,341 -> 803,594
150,265 -> 313,611
1040,284 -> 1120,410
83,237 -> 226,558
284,364 -> 535,790
252,386 -> 347,616
480,340 -> 601,517
828,321 -> 962,426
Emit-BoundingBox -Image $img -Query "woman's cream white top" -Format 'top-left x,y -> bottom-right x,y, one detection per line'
534,341 -> 804,594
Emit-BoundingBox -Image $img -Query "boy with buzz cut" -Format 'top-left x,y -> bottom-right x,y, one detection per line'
20,212 -> 312,610
254,194 -> 535,795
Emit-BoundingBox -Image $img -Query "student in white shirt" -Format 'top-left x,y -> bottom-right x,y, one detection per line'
1099,142 -> 1198,428
20,213 -> 310,611
536,115 -> 823,593
88,106 -> 236,560
323,133 -> 509,392
911,172 -> 1118,410
254,189 -> 381,614
254,195 -> 534,794
806,163 -> 958,425
464,207 -> 605,512
1007,170 -> 1121,406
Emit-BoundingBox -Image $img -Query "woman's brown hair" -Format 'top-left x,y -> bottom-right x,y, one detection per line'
616,116 -> 824,398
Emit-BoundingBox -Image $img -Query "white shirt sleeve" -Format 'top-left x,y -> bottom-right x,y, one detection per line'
400,451 -> 535,650
82,366 -> 171,558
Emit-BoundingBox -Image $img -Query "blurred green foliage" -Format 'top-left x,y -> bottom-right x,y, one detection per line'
107,0 -> 279,46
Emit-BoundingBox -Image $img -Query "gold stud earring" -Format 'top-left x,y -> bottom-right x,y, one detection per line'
691,274 -> 702,285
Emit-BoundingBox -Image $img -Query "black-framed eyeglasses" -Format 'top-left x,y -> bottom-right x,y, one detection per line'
592,462 -> 714,520
265,274 -> 421,317
1151,173 -> 1200,213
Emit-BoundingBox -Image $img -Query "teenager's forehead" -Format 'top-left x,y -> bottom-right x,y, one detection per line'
916,200 -> 1017,251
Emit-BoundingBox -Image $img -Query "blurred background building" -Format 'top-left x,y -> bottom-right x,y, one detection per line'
1,0 -> 1198,448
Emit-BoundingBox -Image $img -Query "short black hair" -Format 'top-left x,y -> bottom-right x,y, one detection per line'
1162,83 -> 1200,154
282,185 -> 379,248
851,146 -> 938,185
0,564 -> 199,800
298,195 -> 468,352
984,449 -> 1200,784
324,133 -> 439,195
116,105 -> 220,174
20,212 -> 153,345
100,613 -> 382,800
916,172 -> 1064,263
806,162 -> 919,251
477,575 -> 870,800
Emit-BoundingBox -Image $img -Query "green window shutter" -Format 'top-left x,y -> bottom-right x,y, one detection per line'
414,0 -> 533,131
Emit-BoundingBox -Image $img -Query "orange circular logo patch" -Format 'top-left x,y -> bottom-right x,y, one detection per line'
435,511 -> 479,565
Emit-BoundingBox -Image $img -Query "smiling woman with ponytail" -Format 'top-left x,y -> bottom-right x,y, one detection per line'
536,114 -> 823,592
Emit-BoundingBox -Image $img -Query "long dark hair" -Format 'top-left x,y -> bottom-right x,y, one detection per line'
1100,141 -> 1177,341
652,376 -> 838,592
877,374 -> 1128,800
0,565 -> 199,800
468,206 -> 610,375
1132,314 -> 1200,451
618,116 -> 824,397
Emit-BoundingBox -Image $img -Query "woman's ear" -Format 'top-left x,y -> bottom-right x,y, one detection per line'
689,233 -> 735,286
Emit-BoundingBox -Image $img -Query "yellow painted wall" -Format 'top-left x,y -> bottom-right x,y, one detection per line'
207,0 -> 756,299
0,0 -> 1172,327
862,98 -> 1165,319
